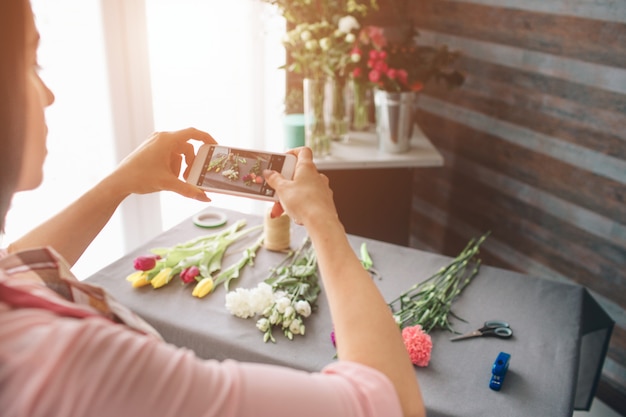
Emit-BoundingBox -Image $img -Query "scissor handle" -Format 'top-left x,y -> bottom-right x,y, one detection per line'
480,321 -> 513,338
484,320 -> 510,329
492,327 -> 513,338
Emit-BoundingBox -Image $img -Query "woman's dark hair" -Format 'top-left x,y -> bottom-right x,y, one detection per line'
0,0 -> 28,232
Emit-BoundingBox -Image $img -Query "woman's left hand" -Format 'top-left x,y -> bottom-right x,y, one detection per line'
110,127 -> 216,201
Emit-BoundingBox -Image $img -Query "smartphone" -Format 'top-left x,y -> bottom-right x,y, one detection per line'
187,144 -> 297,201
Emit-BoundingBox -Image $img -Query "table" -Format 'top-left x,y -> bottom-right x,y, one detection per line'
313,126 -> 444,170
313,126 -> 444,246
86,208 -> 613,417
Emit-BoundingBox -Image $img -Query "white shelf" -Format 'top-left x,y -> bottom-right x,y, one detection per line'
313,125 -> 444,170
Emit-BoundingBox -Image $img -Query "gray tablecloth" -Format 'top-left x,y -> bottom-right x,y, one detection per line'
86,208 -> 613,417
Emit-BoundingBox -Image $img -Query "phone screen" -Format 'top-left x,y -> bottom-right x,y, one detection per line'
194,145 -> 287,199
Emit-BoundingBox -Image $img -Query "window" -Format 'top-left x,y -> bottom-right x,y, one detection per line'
3,0 -> 286,279
145,0 -> 287,230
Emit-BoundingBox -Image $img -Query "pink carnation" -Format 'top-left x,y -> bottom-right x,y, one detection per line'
402,325 -> 432,367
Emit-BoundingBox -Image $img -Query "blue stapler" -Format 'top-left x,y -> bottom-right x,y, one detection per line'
489,352 -> 511,391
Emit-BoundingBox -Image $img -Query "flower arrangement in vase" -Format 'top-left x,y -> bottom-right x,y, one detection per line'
261,0 -> 379,154
346,24 -> 465,152
282,17 -> 359,150
348,24 -> 465,93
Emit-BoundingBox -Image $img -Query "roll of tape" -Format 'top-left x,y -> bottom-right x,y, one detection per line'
192,210 -> 228,228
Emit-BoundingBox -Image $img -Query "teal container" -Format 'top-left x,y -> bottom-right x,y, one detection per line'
284,113 -> 306,149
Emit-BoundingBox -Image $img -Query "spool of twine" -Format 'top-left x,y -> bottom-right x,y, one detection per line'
263,208 -> 291,251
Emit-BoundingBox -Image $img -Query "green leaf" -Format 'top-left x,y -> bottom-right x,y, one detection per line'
214,234 -> 265,291
359,242 -> 373,270
290,264 -> 316,277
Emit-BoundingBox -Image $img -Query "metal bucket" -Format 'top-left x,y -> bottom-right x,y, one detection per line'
374,90 -> 416,153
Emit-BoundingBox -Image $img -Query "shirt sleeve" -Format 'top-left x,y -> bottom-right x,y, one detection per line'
0,308 -> 403,417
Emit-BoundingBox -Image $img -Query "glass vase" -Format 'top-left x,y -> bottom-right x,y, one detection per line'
350,79 -> 371,131
303,78 -> 331,157
325,76 -> 349,142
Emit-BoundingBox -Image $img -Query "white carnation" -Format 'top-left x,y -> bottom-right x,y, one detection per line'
250,283 -> 274,314
225,288 -> 255,319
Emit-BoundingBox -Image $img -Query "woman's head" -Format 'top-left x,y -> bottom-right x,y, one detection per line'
0,0 -> 54,232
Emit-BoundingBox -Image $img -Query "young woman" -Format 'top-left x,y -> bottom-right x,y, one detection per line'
0,1 -> 426,416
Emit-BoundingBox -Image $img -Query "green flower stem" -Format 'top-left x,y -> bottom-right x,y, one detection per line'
214,234 -> 265,291
388,232 -> 489,333
329,76 -> 348,140
144,220 -> 262,283
265,236 -> 320,307
304,79 -> 331,157
351,80 -> 370,131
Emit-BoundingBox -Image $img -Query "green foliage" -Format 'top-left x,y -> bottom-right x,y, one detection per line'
265,236 -> 321,307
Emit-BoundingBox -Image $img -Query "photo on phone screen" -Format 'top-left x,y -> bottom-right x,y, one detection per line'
194,145 -> 287,199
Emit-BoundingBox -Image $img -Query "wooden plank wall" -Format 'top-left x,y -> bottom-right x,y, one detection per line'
400,0 -> 626,412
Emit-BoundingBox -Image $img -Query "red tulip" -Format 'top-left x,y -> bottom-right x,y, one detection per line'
180,266 -> 200,284
133,254 -> 161,271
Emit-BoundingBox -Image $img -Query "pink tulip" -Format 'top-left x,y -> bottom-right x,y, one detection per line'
180,265 -> 200,284
133,254 -> 161,271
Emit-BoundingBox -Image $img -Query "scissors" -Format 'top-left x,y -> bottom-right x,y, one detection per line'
450,320 -> 513,341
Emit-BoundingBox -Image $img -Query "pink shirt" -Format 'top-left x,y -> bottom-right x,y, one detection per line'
0,248 -> 403,417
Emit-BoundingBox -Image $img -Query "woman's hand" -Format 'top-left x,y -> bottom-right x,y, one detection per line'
263,147 -> 338,227
8,128 -> 216,263
265,146 -> 426,417
110,127 -> 216,201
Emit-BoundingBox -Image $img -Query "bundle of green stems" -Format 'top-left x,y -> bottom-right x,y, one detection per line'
388,233 -> 489,333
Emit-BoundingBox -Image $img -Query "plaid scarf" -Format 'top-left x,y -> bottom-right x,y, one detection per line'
0,247 -> 162,339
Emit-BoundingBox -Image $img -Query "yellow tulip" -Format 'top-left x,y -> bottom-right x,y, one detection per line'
192,277 -> 214,298
126,271 -> 150,288
126,271 -> 143,282
150,268 -> 173,289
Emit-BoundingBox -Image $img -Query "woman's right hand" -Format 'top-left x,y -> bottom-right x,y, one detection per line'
266,146 -> 426,417
263,147 -> 339,229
